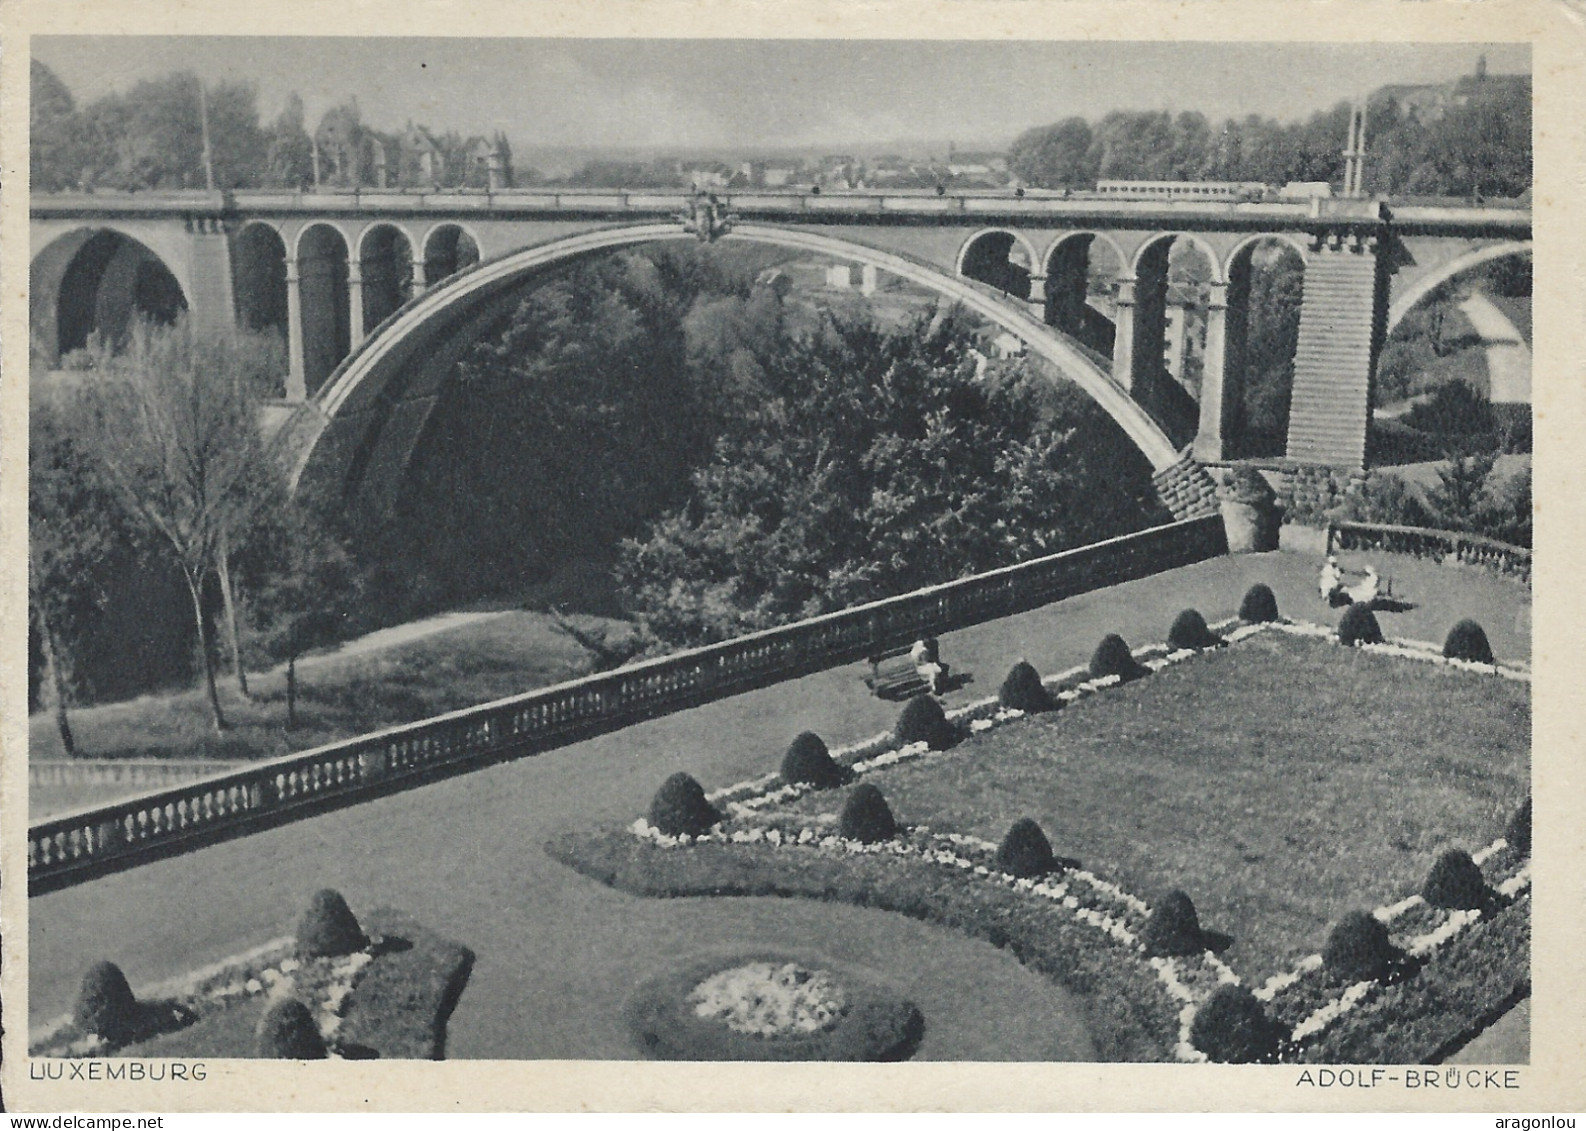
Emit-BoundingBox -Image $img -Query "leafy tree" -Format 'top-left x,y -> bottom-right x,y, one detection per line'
1426,450 -> 1498,530
1402,379 -> 1496,438
31,60 -> 89,192
617,310 -> 1164,646
1007,117 -> 1095,188
73,317 -> 283,731
248,499 -> 365,728
1237,247 -> 1304,455
28,392 -> 133,754
264,93 -> 314,189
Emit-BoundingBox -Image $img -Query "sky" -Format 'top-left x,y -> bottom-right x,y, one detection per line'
33,38 -> 1530,157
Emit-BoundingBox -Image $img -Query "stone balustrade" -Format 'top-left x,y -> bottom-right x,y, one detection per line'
28,516 -> 1227,894
1328,521 -> 1530,583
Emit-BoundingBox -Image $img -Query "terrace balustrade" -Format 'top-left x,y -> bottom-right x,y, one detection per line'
29,516 -> 1227,893
1327,521 -> 1530,583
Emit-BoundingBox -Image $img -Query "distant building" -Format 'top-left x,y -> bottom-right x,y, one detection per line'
314,102 -> 370,188
398,121 -> 444,188
1372,56 -> 1528,125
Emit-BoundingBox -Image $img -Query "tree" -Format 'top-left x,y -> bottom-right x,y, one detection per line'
617,309 -> 1165,646
31,61 -> 89,192
1007,117 -> 1095,188
28,392 -> 130,755
1427,449 -> 1497,531
74,317 -> 283,731
264,93 -> 314,189
248,500 -> 365,728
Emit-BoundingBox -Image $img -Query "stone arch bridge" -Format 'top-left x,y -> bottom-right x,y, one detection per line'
31,188 -> 1529,518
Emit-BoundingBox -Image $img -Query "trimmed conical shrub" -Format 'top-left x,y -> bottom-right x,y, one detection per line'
74,961 -> 138,1045
1506,797 -> 1532,858
839,783 -> 898,843
780,731 -> 850,789
1422,848 -> 1488,910
1090,634 -> 1147,682
998,661 -> 1054,713
1141,889 -> 1204,957
1168,609 -> 1224,651
1190,985 -> 1287,1063
1323,911 -> 1399,983
1443,619 -> 1495,664
255,999 -> 329,1059
1337,603 -> 1384,646
296,889 -> 367,959
996,818 -> 1057,878
895,693 -> 955,749
648,772 -> 721,837
1238,583 -> 1279,624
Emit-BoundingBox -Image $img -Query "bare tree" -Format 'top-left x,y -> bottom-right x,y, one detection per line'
77,318 -> 283,732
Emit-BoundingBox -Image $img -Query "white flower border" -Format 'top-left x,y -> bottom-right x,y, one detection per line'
642,611 -> 1530,1062
30,934 -> 379,1058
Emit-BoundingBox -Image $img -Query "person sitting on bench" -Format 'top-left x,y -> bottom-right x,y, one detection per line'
1344,564 -> 1380,607
910,637 -> 950,694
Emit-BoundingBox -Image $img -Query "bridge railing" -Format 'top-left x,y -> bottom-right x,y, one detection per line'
1327,521 -> 1531,582
28,516 -> 1227,893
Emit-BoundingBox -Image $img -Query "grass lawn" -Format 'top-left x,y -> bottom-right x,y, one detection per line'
29,611 -> 625,766
777,631 -> 1529,985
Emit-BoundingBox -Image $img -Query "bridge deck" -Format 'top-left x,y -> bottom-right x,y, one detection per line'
31,189 -> 1530,237
27,548 -> 1528,1059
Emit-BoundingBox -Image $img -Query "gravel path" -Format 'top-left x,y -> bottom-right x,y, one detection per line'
27,548 -> 1529,1059
1460,293 -> 1532,405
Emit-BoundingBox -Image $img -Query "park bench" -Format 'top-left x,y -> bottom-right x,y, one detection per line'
863,643 -> 931,701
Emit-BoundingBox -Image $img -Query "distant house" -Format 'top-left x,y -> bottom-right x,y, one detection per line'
760,162 -> 800,188
687,163 -> 733,189
461,133 -> 513,189
398,121 -> 444,188
314,102 -> 368,187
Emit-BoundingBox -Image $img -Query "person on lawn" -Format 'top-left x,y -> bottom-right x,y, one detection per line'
1319,556 -> 1345,605
910,637 -> 950,695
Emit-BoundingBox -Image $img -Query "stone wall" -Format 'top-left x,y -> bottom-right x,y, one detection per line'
1151,454 -> 1221,520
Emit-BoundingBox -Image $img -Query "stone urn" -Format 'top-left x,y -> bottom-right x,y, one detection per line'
1218,465 -> 1281,553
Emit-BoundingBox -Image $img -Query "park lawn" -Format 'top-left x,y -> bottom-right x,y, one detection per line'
28,610 -> 625,766
778,631 -> 1529,985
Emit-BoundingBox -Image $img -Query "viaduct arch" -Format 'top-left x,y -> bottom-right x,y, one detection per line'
1385,240 -> 1532,336
289,220 -> 1182,516
30,226 -> 191,364
32,189 -> 1530,485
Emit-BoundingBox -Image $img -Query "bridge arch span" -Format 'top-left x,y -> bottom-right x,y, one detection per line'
1131,231 -> 1224,284
955,227 -> 1040,299
1042,230 -> 1128,280
233,221 -> 289,342
1386,241 -> 1531,336
421,222 -> 482,285
1221,232 -> 1309,280
356,222 -> 417,335
291,220 -> 1180,507
30,226 -> 190,364
295,223 -> 353,396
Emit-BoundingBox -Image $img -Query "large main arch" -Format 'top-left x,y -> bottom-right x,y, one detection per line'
289,221 -> 1182,509
1386,241 -> 1532,336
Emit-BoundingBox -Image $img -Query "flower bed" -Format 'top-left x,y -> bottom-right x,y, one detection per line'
551,612 -> 1529,1063
30,909 -> 473,1060
623,953 -> 924,1061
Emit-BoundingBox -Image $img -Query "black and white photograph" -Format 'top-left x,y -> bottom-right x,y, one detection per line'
5,0 -> 1581,1114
